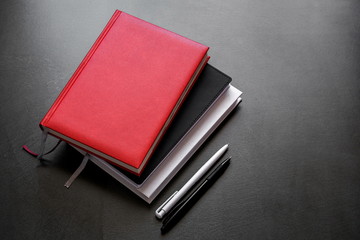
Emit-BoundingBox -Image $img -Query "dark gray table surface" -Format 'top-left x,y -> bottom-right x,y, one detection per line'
1,0 -> 359,239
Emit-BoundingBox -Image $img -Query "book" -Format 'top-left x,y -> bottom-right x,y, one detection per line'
71,84 -> 242,203
118,64 -> 232,186
39,10 -> 209,175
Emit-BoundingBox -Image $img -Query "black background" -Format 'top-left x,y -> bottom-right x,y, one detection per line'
1,0 -> 359,239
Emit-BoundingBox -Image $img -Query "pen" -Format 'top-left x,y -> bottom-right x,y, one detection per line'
155,144 -> 229,219
161,157 -> 231,233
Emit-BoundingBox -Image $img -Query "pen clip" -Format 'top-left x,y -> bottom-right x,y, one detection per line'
155,191 -> 178,219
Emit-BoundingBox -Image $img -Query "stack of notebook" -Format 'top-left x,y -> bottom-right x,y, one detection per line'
36,10 -> 242,203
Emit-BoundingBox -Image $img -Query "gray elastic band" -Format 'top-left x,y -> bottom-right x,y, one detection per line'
64,154 -> 90,188
36,131 -> 48,160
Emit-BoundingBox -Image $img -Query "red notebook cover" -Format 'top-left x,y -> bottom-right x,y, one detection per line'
40,10 -> 209,175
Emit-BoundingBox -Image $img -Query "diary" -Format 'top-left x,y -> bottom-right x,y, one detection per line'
39,10 -> 209,175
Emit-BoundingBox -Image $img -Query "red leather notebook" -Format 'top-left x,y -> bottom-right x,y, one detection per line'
40,10 -> 209,175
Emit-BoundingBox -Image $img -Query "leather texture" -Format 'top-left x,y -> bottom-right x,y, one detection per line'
40,10 -> 209,174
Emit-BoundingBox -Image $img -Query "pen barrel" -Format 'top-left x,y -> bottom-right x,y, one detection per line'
161,181 -> 208,233
158,145 -> 228,217
206,157 -> 230,182
161,158 -> 230,233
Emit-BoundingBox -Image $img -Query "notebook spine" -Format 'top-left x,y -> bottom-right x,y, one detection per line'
40,10 -> 122,127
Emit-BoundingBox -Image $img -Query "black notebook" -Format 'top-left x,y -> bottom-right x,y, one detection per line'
118,64 -> 232,185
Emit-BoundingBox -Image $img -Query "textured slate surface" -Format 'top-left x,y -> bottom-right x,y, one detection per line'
0,0 -> 359,239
